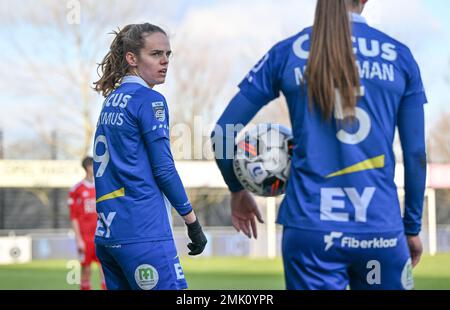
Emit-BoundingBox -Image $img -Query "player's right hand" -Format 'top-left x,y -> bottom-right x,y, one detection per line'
407,235 -> 423,268
186,219 -> 207,255
230,190 -> 264,239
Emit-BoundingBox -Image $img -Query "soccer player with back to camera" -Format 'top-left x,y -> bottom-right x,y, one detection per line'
212,0 -> 426,290
68,156 -> 106,290
92,23 -> 207,290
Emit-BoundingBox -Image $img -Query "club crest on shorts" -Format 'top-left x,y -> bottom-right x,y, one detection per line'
134,264 -> 159,290
401,258 -> 414,290
152,101 -> 166,122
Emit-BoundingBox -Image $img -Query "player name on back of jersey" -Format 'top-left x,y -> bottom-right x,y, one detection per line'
97,93 -> 131,127
294,34 -> 398,85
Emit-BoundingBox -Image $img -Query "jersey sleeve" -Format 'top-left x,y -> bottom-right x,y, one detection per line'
137,91 -> 170,143
238,44 -> 283,107
398,104 -> 427,235
146,137 -> 193,216
68,189 -> 79,220
400,49 -> 428,109
211,92 -> 263,192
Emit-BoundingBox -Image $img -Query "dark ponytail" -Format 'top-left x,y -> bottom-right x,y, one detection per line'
305,0 -> 360,119
93,23 -> 167,98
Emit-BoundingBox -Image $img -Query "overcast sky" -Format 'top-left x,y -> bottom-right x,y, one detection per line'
167,0 -> 450,122
0,0 -> 448,145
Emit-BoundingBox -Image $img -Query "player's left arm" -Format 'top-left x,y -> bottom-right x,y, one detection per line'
397,49 -> 427,267
68,190 -> 85,253
211,92 -> 265,192
145,136 -> 192,216
71,219 -> 85,254
211,94 -> 266,239
136,91 -> 191,215
398,49 -> 428,237
138,93 -> 207,255
145,136 -> 207,255
398,104 -> 426,236
211,45 -> 284,238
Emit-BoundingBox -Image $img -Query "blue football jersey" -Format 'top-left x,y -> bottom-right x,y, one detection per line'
239,15 -> 427,233
93,76 -> 173,245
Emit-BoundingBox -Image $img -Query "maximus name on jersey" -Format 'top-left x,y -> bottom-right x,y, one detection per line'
97,93 -> 132,127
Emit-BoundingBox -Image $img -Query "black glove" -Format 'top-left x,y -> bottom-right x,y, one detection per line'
186,219 -> 207,256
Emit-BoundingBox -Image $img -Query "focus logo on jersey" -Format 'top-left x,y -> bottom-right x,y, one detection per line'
134,264 -> 159,290
97,93 -> 131,127
293,34 -> 398,85
323,232 -> 397,251
104,93 -> 131,108
293,34 -> 398,61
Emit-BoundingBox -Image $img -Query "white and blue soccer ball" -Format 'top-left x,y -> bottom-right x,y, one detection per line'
233,123 -> 293,197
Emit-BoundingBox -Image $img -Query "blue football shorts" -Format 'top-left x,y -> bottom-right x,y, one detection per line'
282,227 -> 413,290
95,239 -> 187,290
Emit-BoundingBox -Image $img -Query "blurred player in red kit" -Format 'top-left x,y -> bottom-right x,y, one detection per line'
68,156 -> 106,290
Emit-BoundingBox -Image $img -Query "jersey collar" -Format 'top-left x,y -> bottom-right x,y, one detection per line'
121,75 -> 151,89
350,12 -> 367,24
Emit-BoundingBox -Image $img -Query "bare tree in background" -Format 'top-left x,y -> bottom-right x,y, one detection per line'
0,1 -> 179,230
428,60 -> 450,164
168,38 -> 234,160
428,110 -> 450,163
167,36 -> 293,161
0,0 -> 172,159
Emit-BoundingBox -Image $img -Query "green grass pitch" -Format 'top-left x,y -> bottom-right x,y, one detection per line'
0,255 -> 449,290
